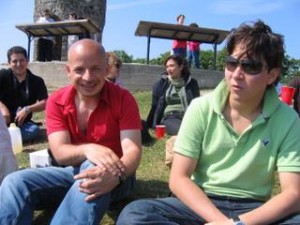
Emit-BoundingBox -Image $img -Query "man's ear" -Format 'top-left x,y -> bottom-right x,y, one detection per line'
267,68 -> 280,85
66,64 -> 71,78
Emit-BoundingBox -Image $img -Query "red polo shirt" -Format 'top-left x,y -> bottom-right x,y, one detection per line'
46,82 -> 141,157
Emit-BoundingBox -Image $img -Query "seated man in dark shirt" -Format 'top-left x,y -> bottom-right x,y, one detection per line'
0,46 -> 48,143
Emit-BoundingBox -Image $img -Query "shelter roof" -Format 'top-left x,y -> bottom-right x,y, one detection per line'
135,20 -> 230,44
15,19 -> 98,37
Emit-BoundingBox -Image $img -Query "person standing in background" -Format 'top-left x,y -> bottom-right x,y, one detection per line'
36,9 -> 55,61
172,14 -> 187,59
78,17 -> 92,40
187,23 -> 201,69
67,12 -> 79,49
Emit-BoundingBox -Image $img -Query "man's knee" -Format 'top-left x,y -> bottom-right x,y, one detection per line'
1,170 -> 26,190
79,159 -> 96,171
117,199 -> 155,224
20,122 -> 41,142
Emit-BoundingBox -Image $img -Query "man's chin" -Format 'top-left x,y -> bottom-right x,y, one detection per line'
79,88 -> 101,98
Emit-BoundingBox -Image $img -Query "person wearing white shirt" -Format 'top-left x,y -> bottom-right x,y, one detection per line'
67,12 -> 79,49
36,9 -> 55,61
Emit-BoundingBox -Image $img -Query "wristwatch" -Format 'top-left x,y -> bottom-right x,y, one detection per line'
232,215 -> 246,225
24,106 -> 31,114
118,171 -> 127,186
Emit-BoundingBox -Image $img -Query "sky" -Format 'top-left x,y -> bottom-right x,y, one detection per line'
0,0 -> 299,63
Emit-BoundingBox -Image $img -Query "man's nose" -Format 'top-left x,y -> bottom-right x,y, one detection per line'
82,70 -> 93,79
231,65 -> 244,79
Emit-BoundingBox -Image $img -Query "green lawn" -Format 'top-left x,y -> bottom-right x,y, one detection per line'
16,90 -> 280,225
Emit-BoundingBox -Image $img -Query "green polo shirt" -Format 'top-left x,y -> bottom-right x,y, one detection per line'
174,79 -> 300,201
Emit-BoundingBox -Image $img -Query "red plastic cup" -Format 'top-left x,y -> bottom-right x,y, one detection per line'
155,125 -> 166,139
281,86 -> 296,105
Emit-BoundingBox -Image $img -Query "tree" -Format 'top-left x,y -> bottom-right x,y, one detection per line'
133,58 -> 147,64
200,50 -> 214,70
215,48 -> 226,71
113,50 -> 133,63
150,52 -> 170,65
281,54 -> 300,83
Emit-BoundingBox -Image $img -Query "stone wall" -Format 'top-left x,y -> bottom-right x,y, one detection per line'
0,62 -> 223,91
33,0 -> 106,61
22,62 -> 222,91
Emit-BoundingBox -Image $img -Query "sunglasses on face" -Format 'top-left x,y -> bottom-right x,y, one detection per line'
225,56 -> 263,75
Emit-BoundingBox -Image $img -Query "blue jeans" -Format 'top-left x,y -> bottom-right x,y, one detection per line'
20,121 -> 40,143
187,49 -> 200,69
173,48 -> 186,59
162,114 -> 182,135
0,160 -> 136,225
116,196 -> 300,225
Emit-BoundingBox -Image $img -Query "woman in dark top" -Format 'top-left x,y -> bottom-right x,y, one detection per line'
146,55 -> 200,135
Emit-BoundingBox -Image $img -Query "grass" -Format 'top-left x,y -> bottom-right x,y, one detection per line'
16,90 -> 280,225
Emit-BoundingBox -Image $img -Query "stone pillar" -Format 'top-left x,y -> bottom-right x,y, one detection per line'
34,0 -> 106,61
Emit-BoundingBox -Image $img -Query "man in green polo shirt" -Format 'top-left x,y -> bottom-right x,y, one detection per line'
117,20 -> 300,225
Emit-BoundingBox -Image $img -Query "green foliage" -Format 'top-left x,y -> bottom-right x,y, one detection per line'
150,51 -> 171,65
132,51 -> 171,65
112,50 -> 133,63
215,48 -> 227,71
281,54 -> 300,83
133,57 -> 146,64
200,49 -> 215,70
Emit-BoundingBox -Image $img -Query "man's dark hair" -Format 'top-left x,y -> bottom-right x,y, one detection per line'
69,12 -> 77,19
226,20 -> 284,72
176,14 -> 185,22
7,46 -> 28,62
189,23 -> 199,28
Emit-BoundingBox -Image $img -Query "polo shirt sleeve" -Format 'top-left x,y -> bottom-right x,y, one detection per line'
46,91 -> 70,135
174,96 -> 209,159
276,112 -> 300,172
119,91 -> 142,130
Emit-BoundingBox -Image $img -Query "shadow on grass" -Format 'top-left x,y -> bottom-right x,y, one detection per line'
106,179 -> 169,223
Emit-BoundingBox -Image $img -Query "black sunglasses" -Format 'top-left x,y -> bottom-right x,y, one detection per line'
225,56 -> 263,75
